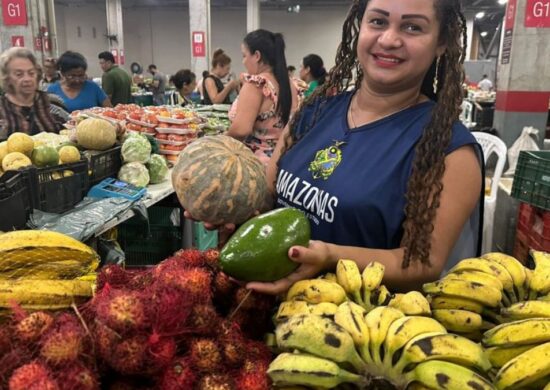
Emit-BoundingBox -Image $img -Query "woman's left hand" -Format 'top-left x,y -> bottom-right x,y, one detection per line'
246,240 -> 332,295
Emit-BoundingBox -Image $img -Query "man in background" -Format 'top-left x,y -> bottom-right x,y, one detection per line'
148,64 -> 166,105
477,74 -> 493,92
98,51 -> 132,105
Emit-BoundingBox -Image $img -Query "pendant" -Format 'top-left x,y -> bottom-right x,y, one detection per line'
308,140 -> 346,180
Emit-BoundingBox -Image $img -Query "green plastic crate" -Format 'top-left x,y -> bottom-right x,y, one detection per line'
193,221 -> 218,250
511,151 -> 550,211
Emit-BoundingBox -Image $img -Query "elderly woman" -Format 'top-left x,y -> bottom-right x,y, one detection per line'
0,47 -> 68,140
48,51 -> 111,113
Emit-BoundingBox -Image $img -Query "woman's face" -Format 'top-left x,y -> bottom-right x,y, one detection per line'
181,79 -> 197,96
241,44 -> 260,75
7,57 -> 38,96
62,67 -> 87,89
357,0 -> 445,93
215,63 -> 231,78
43,61 -> 57,78
299,63 -> 310,83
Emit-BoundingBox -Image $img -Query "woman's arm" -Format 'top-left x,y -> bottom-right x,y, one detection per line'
248,145 -> 482,294
204,77 -> 237,104
226,82 -> 263,140
101,97 -> 113,108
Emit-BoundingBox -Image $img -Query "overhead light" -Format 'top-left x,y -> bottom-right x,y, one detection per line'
475,11 -> 485,19
480,31 -> 488,37
287,4 -> 300,13
498,0 -> 507,4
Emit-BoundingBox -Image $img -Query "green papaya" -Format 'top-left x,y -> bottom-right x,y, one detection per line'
219,207 -> 310,282
31,145 -> 59,167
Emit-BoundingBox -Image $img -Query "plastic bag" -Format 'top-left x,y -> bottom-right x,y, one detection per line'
504,126 -> 539,176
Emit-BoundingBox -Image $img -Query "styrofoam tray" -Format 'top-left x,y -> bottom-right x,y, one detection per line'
156,127 -> 197,135
127,117 -> 157,128
155,138 -> 187,146
156,116 -> 200,125
158,149 -> 184,155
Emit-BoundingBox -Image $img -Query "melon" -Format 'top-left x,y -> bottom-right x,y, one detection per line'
2,152 -> 32,171
76,118 -> 116,151
58,145 -> 81,164
171,135 -> 269,225
31,145 -> 59,167
7,133 -> 34,156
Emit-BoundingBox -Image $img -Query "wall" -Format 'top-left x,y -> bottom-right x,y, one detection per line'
53,2 -> 349,79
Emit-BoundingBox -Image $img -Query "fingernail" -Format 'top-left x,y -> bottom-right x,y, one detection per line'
291,248 -> 299,258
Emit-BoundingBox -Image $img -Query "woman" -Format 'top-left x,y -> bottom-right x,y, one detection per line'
48,51 -> 111,112
170,69 -> 197,106
39,57 -> 60,91
227,29 -> 299,166
202,49 -> 239,105
300,54 -> 326,98
0,47 -> 66,140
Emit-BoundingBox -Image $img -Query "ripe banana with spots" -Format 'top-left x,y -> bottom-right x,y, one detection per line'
494,341 -> 550,390
370,284 -> 393,306
423,279 -> 502,308
429,294 -> 485,314
485,344 -> 535,368
500,300 -> 550,321
275,314 -> 367,373
444,270 -> 504,292
336,259 -> 364,305
482,318 -> 550,347
274,301 -> 339,323
364,306 -> 404,366
267,352 -> 366,389
530,250 -> 550,296
432,309 -> 483,333
406,360 -> 495,390
333,301 -> 369,348
286,279 -> 347,305
388,291 -> 431,316
361,261 -> 385,309
483,252 -> 527,302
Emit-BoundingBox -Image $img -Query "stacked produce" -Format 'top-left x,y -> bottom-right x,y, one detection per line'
268,259 -> 495,389
83,248 -> 274,389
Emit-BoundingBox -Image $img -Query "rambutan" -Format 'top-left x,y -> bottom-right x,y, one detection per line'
93,321 -> 119,360
14,310 -> 54,343
96,265 -> 130,290
189,338 -> 223,372
157,267 -> 213,302
0,325 -> 12,354
108,335 -> 148,375
0,347 -> 32,388
55,363 -> 99,390
244,340 -> 272,363
220,338 -> 245,368
151,285 -> 194,335
96,289 -> 149,332
159,357 -> 196,390
188,304 -> 221,334
175,248 -> 207,268
146,334 -> 177,373
40,314 -> 85,366
197,374 -> 235,390
213,271 -> 237,297
8,361 -> 59,390
235,369 -> 270,390
203,248 -> 220,268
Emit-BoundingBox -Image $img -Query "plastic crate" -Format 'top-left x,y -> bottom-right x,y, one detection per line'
0,172 -> 33,231
511,151 -> 550,210
513,228 -> 530,265
84,146 -> 122,187
193,222 -> 218,250
27,159 -> 89,214
118,224 -> 182,266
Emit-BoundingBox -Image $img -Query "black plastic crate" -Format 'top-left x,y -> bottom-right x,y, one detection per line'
27,159 -> 89,214
0,172 -> 33,231
84,146 -> 122,187
511,151 -> 550,211
118,224 -> 182,266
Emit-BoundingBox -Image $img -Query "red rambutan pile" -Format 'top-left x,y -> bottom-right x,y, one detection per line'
203,248 -> 220,269
95,288 -> 149,333
145,333 -> 177,373
8,361 -> 59,390
108,335 -> 149,375
235,369 -> 270,390
0,347 -> 32,388
213,271 -> 238,297
189,338 -> 223,372
156,266 -> 213,302
55,363 -> 100,390
159,357 -> 196,390
197,373 -> 235,390
150,285 -> 194,335
96,265 -> 131,290
187,303 -> 221,334
39,314 -> 85,366
13,310 -> 54,343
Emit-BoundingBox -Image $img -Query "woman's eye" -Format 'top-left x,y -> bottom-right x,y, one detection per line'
368,18 -> 386,27
404,24 -> 422,33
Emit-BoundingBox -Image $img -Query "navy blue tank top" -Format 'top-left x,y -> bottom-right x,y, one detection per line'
276,92 -> 478,251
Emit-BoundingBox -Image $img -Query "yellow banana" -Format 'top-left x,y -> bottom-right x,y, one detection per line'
383,316 -> 447,369
275,314 -> 367,373
429,294 -> 485,314
501,300 -> 550,321
321,272 -> 338,282
309,302 -> 339,317
483,252 -> 527,302
362,262 -> 385,309
530,251 -> 550,295
394,333 -> 491,375
423,279 -> 502,307
406,382 -> 435,390
495,341 -> 550,390
336,259 -> 364,305
444,270 -> 504,292
286,279 -> 347,305
364,306 -> 404,366
275,301 -> 311,323
333,301 -> 369,348
539,292 -> 550,302
406,360 -> 495,390
371,284 -> 393,306
388,291 -> 431,316
544,381 -> 550,390
432,309 -> 483,333
485,344 -> 535,368
267,352 -> 366,388
482,318 -> 550,347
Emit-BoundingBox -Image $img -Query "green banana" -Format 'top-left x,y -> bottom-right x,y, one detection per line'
382,316 -> 447,369
275,314 -> 367,373
364,306 -> 404,367
483,252 -> 527,302
267,352 -> 367,388
407,360 -> 495,390
501,300 -> 550,320
530,251 -> 550,295
482,318 -> 550,347
394,333 -> 491,375
495,341 -> 550,390
423,279 -> 502,308
334,301 -> 369,348
429,294 -> 485,314
388,291 -> 431,316
336,259 -> 364,305
432,309 -> 483,333
485,344 -> 535,368
286,279 -> 347,305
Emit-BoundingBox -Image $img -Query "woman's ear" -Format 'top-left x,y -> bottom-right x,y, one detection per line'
254,50 -> 262,63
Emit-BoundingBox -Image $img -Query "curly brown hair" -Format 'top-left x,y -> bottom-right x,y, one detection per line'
280,0 -> 467,269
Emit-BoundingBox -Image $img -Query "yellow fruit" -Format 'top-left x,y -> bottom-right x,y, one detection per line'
1,152 -> 32,171
0,141 -> 8,163
58,145 -> 80,164
63,170 -> 74,177
7,133 -> 34,156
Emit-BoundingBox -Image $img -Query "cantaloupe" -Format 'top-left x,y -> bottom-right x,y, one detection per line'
2,152 -> 32,171
7,133 -> 34,156
76,118 -> 116,151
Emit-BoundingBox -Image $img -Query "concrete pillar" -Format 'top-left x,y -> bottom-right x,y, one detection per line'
465,16 -> 476,60
247,0 -> 260,33
494,0 -> 550,147
189,0 -> 211,77
106,0 -> 125,65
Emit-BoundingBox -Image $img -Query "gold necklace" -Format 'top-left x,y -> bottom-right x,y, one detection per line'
349,93 -> 421,129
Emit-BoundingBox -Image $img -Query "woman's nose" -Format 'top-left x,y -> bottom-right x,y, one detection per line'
378,28 -> 403,48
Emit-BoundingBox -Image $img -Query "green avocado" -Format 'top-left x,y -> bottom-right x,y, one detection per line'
219,207 -> 311,282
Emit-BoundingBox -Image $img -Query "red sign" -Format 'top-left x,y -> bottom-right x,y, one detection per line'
192,31 -> 206,57
119,49 -> 125,65
505,0 -> 517,29
43,38 -> 51,52
525,0 -> 550,27
11,35 -> 24,47
2,0 -> 28,26
110,48 -> 119,64
33,37 -> 42,50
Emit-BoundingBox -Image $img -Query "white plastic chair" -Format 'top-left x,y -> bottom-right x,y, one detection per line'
473,132 -> 507,255
460,100 -> 477,129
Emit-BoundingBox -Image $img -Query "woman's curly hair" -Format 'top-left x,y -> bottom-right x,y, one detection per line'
279,0 -> 467,268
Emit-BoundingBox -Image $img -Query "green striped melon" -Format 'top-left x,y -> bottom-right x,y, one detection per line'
172,135 -> 269,225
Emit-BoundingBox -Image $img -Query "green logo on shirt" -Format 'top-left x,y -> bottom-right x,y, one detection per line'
308,140 -> 345,180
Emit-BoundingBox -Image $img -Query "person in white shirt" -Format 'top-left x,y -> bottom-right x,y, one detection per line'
477,74 -> 493,92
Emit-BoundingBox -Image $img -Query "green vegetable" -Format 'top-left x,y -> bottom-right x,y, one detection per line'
118,162 -> 150,187
31,145 -> 59,167
121,134 -> 151,163
147,154 -> 168,184
219,207 -> 310,282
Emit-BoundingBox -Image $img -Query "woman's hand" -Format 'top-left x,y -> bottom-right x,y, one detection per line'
246,240 -> 332,295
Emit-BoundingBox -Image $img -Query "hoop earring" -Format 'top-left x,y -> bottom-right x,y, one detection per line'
433,56 -> 441,95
